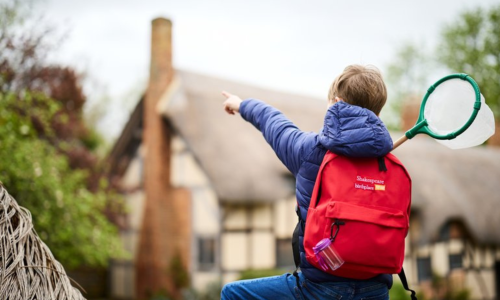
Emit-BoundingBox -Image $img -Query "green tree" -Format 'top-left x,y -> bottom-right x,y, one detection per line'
0,0 -> 125,267
439,5 -> 500,116
383,42 -> 434,130
0,92 -> 123,268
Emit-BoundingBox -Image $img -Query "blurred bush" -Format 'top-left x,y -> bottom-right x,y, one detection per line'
389,281 -> 411,300
439,4 -> 500,117
385,3 -> 500,128
0,0 -> 125,268
0,88 -> 124,268
238,268 -> 285,280
181,281 -> 222,300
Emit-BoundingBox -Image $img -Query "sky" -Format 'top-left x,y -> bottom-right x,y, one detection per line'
38,0 -> 499,139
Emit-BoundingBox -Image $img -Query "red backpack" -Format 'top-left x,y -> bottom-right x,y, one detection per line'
303,151 -> 411,279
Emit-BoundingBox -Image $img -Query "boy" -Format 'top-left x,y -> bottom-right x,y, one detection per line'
221,65 -> 393,300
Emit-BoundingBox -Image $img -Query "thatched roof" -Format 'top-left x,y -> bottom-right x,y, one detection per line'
392,135 -> 500,245
112,69 -> 500,244
159,70 -> 326,203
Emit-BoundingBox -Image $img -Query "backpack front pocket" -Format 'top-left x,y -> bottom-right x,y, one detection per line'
324,201 -> 408,270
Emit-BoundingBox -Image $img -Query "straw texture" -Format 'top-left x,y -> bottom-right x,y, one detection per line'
0,185 -> 85,300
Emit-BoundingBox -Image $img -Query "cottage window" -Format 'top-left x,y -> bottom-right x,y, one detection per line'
276,238 -> 295,269
417,257 -> 432,282
197,237 -> 216,271
449,253 -> 463,270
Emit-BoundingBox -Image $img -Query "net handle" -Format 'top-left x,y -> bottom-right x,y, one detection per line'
392,135 -> 408,151
405,73 -> 481,140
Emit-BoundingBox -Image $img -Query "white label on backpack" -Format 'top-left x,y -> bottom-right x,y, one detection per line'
355,176 -> 385,191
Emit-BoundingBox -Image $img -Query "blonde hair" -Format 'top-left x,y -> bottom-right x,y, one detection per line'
328,65 -> 387,115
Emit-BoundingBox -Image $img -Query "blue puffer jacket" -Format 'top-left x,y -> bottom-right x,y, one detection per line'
240,99 -> 394,287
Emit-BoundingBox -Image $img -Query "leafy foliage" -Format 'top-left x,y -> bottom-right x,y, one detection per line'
439,5 -> 500,116
382,42 -> 434,131
0,91 -> 124,268
238,268 -> 285,280
388,281 -> 410,300
384,4 -> 500,129
0,0 -> 125,268
181,282 -> 222,300
0,0 -> 105,180
169,252 -> 190,290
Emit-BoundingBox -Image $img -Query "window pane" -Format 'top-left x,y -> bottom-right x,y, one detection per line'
449,254 -> 463,270
276,239 -> 294,269
198,237 -> 215,271
417,257 -> 432,282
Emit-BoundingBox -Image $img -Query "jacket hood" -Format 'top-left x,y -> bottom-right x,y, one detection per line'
319,101 -> 393,157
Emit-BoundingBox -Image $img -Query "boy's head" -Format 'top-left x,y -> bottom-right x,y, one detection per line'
328,64 -> 387,115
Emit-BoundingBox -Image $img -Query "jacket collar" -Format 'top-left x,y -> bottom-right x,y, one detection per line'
319,101 -> 393,157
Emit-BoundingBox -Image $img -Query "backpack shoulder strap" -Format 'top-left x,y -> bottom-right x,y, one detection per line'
385,153 -> 412,179
398,268 -> 417,300
309,151 -> 338,209
292,150 -> 337,268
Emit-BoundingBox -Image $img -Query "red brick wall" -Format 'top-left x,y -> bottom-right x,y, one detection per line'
487,120 -> 500,147
135,18 -> 191,300
400,95 -> 420,132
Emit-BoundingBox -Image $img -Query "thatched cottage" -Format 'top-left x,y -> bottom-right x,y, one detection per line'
107,17 -> 500,300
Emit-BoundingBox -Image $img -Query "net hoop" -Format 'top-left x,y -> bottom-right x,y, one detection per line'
405,73 -> 481,140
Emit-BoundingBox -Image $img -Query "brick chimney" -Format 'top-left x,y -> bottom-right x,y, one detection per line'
136,18 -> 191,300
487,120 -> 500,147
400,95 -> 421,132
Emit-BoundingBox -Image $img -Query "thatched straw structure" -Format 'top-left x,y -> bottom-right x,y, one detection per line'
0,185 -> 85,300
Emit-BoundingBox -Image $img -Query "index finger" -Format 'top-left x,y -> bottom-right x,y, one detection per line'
222,91 -> 232,98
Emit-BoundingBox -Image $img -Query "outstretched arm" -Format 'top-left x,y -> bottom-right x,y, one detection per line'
222,91 -> 312,176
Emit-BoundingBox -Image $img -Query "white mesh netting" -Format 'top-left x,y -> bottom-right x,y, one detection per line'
424,78 -> 495,149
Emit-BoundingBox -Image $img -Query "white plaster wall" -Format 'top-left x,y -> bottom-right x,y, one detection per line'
416,245 -> 431,257
251,204 -> 272,230
224,207 -> 249,230
121,153 -> 143,189
463,248 -> 472,269
120,153 -> 146,258
171,136 -> 210,187
124,191 -> 145,257
191,187 -> 220,291
170,136 -> 222,291
431,242 -> 448,276
112,151 -> 145,299
192,188 -> 219,235
473,247 -> 482,269
192,272 -> 221,293
402,256 -> 418,286
466,270 -> 495,300
222,272 -> 241,285
485,247 -> 495,268
126,191 -> 145,233
448,239 -> 463,254
273,197 -> 296,239
250,231 -> 275,269
222,233 -> 249,270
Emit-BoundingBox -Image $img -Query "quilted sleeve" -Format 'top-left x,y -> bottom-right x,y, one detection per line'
240,99 -> 315,176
